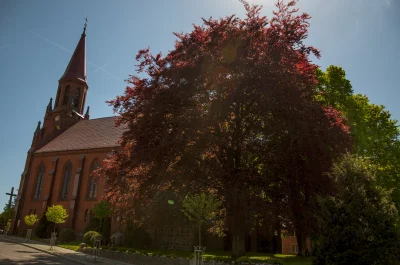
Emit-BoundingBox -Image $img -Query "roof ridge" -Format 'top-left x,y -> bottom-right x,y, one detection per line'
87,116 -> 119,121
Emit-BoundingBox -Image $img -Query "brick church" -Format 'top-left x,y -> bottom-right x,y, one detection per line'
13,26 -> 124,236
12,25 -> 306,255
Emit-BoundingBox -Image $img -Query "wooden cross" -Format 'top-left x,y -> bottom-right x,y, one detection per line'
6,187 -> 17,210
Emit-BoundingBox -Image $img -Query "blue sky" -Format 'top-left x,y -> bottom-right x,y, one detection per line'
0,0 -> 399,209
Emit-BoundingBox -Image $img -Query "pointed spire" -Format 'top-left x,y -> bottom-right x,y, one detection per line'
47,98 -> 53,112
35,121 -> 41,134
59,20 -> 87,84
84,106 -> 90,119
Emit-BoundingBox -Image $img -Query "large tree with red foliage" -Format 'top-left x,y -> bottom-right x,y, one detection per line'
100,0 -> 350,256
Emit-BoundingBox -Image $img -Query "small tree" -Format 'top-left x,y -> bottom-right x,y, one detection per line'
24,214 -> 39,227
24,214 -> 38,240
45,205 -> 68,233
92,200 -> 112,235
182,193 -> 222,246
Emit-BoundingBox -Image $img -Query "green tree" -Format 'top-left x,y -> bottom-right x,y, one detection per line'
24,214 -> 39,227
315,65 -> 400,205
182,193 -> 222,246
45,205 -> 68,233
92,201 -> 112,235
313,154 -> 400,265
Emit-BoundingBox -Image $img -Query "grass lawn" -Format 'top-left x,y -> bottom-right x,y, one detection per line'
57,241 -> 81,251
52,241 -> 312,265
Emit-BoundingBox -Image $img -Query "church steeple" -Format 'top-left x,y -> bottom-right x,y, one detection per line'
59,26 -> 87,84
53,20 -> 88,115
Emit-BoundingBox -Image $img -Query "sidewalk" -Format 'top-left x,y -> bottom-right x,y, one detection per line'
0,235 -> 131,265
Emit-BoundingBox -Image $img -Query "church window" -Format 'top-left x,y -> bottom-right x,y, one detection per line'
33,164 -> 45,199
84,209 -> 89,222
60,162 -> 72,200
88,160 -> 99,199
55,86 -> 61,107
73,88 -> 81,109
63,86 -> 71,106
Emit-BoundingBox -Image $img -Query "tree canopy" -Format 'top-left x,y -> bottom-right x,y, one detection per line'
24,214 -> 39,227
316,65 -> 400,205
313,154 -> 400,265
100,0 -> 350,256
45,205 -> 68,232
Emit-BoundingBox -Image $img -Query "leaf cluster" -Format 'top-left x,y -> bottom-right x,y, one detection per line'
45,205 -> 68,224
24,214 -> 39,227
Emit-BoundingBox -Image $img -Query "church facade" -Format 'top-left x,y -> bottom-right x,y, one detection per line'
13,26 -> 124,236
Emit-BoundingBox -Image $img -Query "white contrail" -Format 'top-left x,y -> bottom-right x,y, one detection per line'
92,63 -> 107,74
28,29 -> 120,81
28,30 -> 72,54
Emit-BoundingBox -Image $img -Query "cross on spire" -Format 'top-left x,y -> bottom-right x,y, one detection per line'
83,17 -> 88,35
5,187 -> 17,210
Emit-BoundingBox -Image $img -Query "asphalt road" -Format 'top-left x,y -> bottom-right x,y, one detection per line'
0,237 -> 80,265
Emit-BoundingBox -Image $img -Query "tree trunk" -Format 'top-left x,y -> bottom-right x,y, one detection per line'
250,229 -> 258,252
230,211 -> 246,258
295,228 -> 306,256
198,223 -> 201,246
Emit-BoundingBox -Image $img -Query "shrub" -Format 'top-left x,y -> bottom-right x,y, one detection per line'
313,154 -> 400,265
90,233 -> 103,247
83,231 -> 101,245
35,215 -> 54,238
84,217 -> 101,233
123,221 -> 152,249
59,228 -> 76,243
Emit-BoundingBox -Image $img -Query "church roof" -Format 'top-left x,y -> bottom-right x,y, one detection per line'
36,117 -> 125,153
59,30 -> 87,84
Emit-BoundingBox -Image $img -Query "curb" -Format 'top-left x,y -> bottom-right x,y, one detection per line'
0,235 -> 100,265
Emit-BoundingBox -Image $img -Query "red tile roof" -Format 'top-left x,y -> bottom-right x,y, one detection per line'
36,117 -> 125,153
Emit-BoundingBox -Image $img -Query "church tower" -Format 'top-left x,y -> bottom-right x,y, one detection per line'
37,23 -> 89,148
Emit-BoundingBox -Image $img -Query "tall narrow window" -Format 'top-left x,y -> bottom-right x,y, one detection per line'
63,86 -> 71,106
88,160 -> 99,199
73,88 -> 81,109
61,162 -> 72,200
33,164 -> 45,199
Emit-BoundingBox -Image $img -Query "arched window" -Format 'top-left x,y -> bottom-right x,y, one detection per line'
73,88 -> 81,109
33,164 -> 45,199
60,162 -> 72,200
88,160 -> 99,199
63,86 -> 71,106
55,86 -> 61,107
84,209 -> 89,222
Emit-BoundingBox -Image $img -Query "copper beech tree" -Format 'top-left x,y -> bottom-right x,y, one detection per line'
99,0 -> 350,257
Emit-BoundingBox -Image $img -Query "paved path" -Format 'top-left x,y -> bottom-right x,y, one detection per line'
0,236 -> 80,265
0,235 -> 130,265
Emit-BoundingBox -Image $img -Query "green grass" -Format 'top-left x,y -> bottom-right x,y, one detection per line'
56,241 -> 81,251
48,241 -> 312,265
